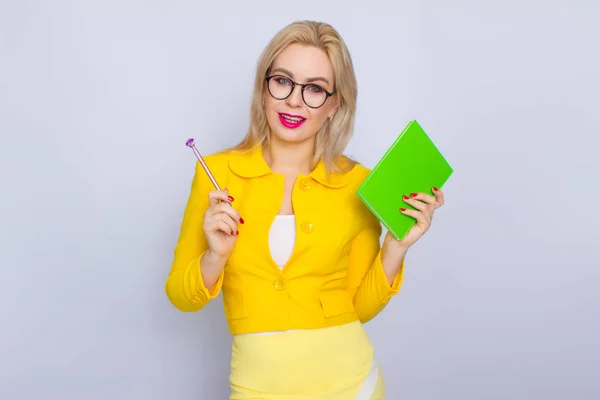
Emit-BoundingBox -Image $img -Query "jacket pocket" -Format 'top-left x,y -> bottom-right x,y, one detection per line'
319,290 -> 355,318
223,290 -> 248,320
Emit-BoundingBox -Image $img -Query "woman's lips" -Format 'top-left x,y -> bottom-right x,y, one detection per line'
278,112 -> 306,129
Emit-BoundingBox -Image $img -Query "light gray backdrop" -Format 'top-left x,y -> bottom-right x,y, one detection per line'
1,1 -> 599,399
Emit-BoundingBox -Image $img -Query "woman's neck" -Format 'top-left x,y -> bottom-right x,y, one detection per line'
263,137 -> 314,176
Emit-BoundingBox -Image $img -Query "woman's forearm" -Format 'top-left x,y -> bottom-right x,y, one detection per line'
200,249 -> 228,290
380,245 -> 407,286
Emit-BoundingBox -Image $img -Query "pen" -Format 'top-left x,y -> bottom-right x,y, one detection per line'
185,138 -> 223,191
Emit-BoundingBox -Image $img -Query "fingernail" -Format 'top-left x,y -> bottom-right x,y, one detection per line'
433,187 -> 438,192
402,195 -> 409,200
228,195 -> 234,202
239,217 -> 244,224
230,230 -> 234,235
400,208 -> 406,212
410,193 -> 417,197
236,230 -> 239,235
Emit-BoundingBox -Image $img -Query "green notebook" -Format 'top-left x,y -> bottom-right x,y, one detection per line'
356,120 -> 453,240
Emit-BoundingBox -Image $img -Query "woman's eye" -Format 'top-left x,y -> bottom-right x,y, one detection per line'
307,85 -> 323,93
276,77 -> 292,86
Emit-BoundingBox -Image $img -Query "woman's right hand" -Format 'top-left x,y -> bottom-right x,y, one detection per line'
203,189 -> 244,260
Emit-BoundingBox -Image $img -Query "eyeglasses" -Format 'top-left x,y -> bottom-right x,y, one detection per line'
265,75 -> 335,109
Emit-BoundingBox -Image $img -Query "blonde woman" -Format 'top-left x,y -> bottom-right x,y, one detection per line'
166,20 -> 445,400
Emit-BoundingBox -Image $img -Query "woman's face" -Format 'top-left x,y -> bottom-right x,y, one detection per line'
263,43 -> 338,145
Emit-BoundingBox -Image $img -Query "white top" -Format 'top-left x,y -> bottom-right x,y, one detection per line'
268,214 -> 296,268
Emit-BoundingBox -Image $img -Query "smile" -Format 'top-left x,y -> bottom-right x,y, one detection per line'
278,113 -> 306,129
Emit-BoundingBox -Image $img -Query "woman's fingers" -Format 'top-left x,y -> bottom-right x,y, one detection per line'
409,192 -> 436,205
401,193 -> 433,213
207,189 -> 244,224
205,189 -> 242,235
400,191 -> 437,227
217,215 -> 238,236
208,202 -> 244,225
399,207 -> 429,228
399,207 -> 420,221
432,187 -> 445,208
209,212 -> 239,236
208,189 -> 235,206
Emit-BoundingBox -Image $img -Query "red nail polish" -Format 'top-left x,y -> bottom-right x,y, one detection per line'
433,187 -> 438,192
403,195 -> 409,200
410,193 -> 417,197
236,230 -> 239,235
230,230 -> 234,235
400,208 -> 406,212
228,195 -> 234,202
239,217 -> 244,224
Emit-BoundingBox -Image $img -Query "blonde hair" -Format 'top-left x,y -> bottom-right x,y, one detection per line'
229,20 -> 358,174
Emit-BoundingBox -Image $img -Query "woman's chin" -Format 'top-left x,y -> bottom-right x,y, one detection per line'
270,127 -> 314,144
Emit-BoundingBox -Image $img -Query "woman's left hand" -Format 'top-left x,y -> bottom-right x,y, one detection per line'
382,187 -> 445,258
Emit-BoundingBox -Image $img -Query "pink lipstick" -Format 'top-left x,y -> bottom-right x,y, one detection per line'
278,112 -> 306,129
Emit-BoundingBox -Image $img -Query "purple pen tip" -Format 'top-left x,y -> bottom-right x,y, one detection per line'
185,138 -> 195,147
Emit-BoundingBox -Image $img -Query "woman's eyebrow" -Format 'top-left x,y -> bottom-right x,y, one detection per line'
270,67 -> 330,85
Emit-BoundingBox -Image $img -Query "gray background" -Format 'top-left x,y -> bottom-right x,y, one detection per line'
1,1 -> 599,399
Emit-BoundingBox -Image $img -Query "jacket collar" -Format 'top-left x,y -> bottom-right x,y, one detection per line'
228,144 -> 352,188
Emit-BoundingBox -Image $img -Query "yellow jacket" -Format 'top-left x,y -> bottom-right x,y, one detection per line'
165,145 -> 404,335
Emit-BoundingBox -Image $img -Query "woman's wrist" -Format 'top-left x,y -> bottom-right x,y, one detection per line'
203,249 -> 229,265
200,249 -> 228,289
380,242 -> 408,284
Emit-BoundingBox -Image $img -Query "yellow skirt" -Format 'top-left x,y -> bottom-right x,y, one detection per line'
229,321 -> 386,399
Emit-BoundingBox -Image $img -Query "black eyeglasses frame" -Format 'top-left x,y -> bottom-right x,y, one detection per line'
265,75 -> 335,109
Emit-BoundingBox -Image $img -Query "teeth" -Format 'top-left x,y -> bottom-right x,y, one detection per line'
282,115 -> 303,123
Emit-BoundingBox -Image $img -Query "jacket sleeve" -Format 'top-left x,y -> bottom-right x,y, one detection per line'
165,160 -> 225,312
347,207 -> 404,323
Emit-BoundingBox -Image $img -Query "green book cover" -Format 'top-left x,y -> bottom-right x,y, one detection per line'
356,120 -> 454,240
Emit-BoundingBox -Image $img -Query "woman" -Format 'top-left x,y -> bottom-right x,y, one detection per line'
165,20 -> 445,399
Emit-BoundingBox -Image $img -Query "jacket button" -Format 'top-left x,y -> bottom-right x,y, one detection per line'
300,178 -> 312,191
301,222 -> 314,233
273,279 -> 286,291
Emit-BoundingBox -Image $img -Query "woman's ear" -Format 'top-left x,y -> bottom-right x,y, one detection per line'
329,106 -> 338,120
330,96 -> 340,119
